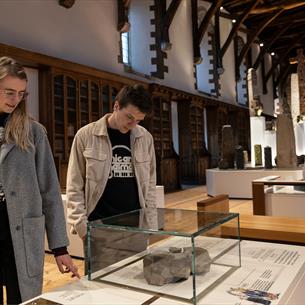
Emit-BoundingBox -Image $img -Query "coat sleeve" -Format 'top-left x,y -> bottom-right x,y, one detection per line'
66,130 -> 87,238
145,133 -> 157,208
34,124 -> 69,250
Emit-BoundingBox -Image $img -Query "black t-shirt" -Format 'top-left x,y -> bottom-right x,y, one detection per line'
88,128 -> 140,220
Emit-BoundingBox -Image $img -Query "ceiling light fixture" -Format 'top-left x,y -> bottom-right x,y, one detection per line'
259,42 -> 264,47
232,19 -> 236,23
271,52 -> 275,56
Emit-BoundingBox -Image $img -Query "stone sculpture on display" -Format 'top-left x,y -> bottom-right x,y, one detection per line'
254,144 -> 262,166
218,125 -> 235,169
276,114 -> 297,168
276,96 -> 297,168
235,145 -> 244,169
264,146 -> 273,169
143,247 -> 211,286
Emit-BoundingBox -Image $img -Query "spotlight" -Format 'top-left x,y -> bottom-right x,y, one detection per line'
232,19 -> 236,23
259,42 -> 264,47
271,52 -> 275,56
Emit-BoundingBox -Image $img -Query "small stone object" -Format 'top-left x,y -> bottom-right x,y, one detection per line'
243,150 -> 248,165
235,146 -> 244,169
264,146 -> 272,169
143,247 -> 211,286
254,144 -> 262,166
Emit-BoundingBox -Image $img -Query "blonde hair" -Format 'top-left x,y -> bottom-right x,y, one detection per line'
0,56 -> 32,150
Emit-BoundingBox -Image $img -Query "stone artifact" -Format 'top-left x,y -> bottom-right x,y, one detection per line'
264,146 -> 273,169
143,247 -> 211,286
218,125 -> 235,169
254,144 -> 262,166
276,114 -> 297,168
243,150 -> 249,165
297,154 -> 305,166
235,145 -> 244,169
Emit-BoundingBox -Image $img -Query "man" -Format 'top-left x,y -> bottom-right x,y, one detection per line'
66,84 -> 156,243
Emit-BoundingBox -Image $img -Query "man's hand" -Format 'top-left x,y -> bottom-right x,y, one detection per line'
55,254 -> 81,278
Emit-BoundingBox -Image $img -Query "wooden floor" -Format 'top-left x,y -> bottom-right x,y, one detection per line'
42,186 -> 253,292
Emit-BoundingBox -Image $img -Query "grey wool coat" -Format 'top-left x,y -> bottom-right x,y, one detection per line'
0,121 -> 68,302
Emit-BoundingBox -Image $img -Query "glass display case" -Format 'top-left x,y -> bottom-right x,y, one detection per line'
86,208 -> 240,305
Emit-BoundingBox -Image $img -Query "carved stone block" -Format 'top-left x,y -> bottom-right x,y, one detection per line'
143,247 -> 211,286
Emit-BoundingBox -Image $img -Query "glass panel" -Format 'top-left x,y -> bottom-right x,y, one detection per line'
89,208 -> 238,238
80,80 -> 89,126
102,85 -> 110,114
66,77 -> 77,145
87,208 -> 240,304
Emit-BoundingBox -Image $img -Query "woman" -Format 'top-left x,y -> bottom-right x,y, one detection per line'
0,56 -> 80,305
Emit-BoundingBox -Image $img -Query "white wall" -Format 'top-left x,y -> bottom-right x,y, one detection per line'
0,0 -> 275,108
252,43 -> 274,115
219,17 -> 236,103
0,0 -> 122,74
129,0 -> 154,75
162,0 -> 195,92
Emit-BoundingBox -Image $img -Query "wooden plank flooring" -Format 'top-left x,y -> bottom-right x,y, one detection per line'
42,186 -> 253,293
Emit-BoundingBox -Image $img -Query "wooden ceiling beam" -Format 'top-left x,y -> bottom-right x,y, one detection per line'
221,0 -> 260,57
253,25 -> 290,70
198,0 -> 223,43
155,0 -> 182,51
259,15 -> 305,28
58,0 -> 75,9
236,9 -> 283,71
191,0 -> 201,64
117,0 -> 131,32
249,1 -> 305,14
265,33 -> 305,82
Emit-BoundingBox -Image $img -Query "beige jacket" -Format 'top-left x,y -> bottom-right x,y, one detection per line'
66,114 -> 156,238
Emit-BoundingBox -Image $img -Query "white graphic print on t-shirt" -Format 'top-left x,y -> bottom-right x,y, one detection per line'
109,145 -> 135,179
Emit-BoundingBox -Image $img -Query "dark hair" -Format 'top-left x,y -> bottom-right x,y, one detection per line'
115,84 -> 152,114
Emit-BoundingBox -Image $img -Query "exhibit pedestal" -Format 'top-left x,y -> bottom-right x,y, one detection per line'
265,186 -> 305,218
24,240 -> 305,305
206,168 -> 303,198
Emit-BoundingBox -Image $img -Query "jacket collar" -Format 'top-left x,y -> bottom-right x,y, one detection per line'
0,143 -> 15,165
92,113 -> 144,138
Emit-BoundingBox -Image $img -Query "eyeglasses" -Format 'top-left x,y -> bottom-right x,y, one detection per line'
0,88 -> 29,101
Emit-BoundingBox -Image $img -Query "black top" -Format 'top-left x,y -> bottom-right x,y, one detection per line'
0,113 -> 10,240
88,128 -> 140,220
0,112 -> 9,127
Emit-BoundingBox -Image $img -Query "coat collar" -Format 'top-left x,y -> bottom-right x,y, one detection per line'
92,113 -> 144,138
0,143 -> 15,165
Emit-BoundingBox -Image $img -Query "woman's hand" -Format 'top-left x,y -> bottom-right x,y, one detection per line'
55,254 -> 81,278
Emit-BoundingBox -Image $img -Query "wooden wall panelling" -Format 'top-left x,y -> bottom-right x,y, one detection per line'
148,91 -> 179,192
40,67 -> 127,189
178,98 -> 209,185
101,81 -> 123,115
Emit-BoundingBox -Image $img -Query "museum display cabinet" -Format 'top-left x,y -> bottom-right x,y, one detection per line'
206,105 -> 250,168
40,67 -> 126,188
86,208 -> 240,305
178,99 -> 210,185
206,168 -> 303,198
252,177 -> 305,216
